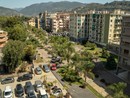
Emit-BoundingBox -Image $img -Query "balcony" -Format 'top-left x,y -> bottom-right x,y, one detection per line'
0,43 -> 6,48
118,63 -> 130,71
122,31 -> 130,36
0,33 -> 7,37
121,43 -> 130,48
0,38 -> 8,43
121,52 -> 130,58
122,36 -> 130,43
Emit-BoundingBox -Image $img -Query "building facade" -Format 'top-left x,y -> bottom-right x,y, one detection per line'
69,11 -> 110,44
69,12 -> 86,42
0,30 -> 8,49
28,18 -> 36,27
86,11 -> 110,46
117,15 -> 130,81
40,11 -> 70,32
108,9 -> 127,53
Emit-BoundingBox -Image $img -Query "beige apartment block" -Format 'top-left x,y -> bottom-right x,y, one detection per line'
40,11 -> 70,32
69,11 -> 86,42
28,18 -> 36,27
0,30 -> 8,49
117,15 -> 130,82
108,9 -> 127,53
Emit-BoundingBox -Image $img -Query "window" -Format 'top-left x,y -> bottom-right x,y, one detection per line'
124,49 -> 129,55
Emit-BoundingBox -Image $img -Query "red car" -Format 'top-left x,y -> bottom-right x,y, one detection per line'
51,64 -> 57,71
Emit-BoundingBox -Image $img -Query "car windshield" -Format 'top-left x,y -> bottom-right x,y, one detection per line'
17,90 -> 23,94
41,94 -> 48,98
45,66 -> 49,70
29,92 -> 35,97
37,84 -> 42,87
5,91 -> 11,96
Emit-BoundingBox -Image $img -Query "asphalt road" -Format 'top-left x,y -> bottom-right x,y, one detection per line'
52,71 -> 96,98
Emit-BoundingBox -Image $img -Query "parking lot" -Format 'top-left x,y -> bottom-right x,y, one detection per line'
0,63 -> 67,98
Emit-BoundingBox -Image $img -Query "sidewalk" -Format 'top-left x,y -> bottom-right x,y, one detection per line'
84,77 -> 109,97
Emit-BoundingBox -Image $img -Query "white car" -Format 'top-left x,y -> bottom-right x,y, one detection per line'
52,88 -> 62,96
39,88 -> 48,98
4,86 -> 13,98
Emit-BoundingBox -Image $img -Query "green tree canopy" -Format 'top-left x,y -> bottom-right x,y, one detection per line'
105,54 -> 117,70
23,45 -> 35,63
2,40 -> 25,72
108,82 -> 128,98
8,24 -> 28,41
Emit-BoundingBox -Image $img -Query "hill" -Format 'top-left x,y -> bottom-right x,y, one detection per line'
73,1 -> 130,12
0,6 -> 20,16
20,1 -> 85,16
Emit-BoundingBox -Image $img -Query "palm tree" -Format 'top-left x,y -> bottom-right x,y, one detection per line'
108,82 -> 128,98
81,49 -> 93,61
65,42 -> 75,64
81,61 -> 95,82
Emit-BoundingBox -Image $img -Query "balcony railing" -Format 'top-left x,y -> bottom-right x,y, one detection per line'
0,38 -> 8,43
118,63 -> 130,71
121,53 -> 130,58
121,43 -> 130,48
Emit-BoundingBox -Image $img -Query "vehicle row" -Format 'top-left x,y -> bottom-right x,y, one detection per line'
0,80 -> 48,98
1,73 -> 33,85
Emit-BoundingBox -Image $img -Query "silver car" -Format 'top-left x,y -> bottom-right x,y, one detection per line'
35,67 -> 42,75
35,80 -> 44,92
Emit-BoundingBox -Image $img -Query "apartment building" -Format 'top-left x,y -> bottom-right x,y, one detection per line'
35,17 -> 40,29
117,15 -> 130,81
108,9 -> 127,53
86,11 -> 110,46
28,18 -> 36,27
40,11 -> 70,32
69,11 -> 86,42
70,11 -> 110,44
0,30 -> 8,49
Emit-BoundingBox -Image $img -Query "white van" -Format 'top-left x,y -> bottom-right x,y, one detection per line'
39,88 -> 48,98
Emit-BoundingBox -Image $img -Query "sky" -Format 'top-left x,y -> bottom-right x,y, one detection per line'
0,0 -> 122,9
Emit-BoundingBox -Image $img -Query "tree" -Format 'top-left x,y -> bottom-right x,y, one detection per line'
101,47 -> 109,58
81,49 -> 93,61
108,82 -> 128,98
2,40 -> 25,73
105,54 -> 117,70
65,42 -> 75,64
8,24 -> 28,41
85,41 -> 97,50
23,45 -> 35,63
81,61 -> 95,82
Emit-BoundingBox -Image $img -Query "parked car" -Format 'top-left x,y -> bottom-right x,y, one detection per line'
15,84 -> 24,97
50,57 -> 61,63
52,88 -> 62,96
0,89 -> 2,98
4,86 -> 13,98
56,64 -> 62,68
50,58 -> 56,63
51,86 -> 58,91
50,64 -> 57,71
42,64 -> 50,73
34,80 -> 44,92
24,81 -> 34,94
17,74 -> 33,82
39,88 -> 48,98
1,77 -> 14,84
27,91 -> 36,98
35,67 -> 42,75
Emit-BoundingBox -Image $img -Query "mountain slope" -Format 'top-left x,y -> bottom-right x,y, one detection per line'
73,1 -> 130,12
0,6 -> 20,16
20,1 -> 85,16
